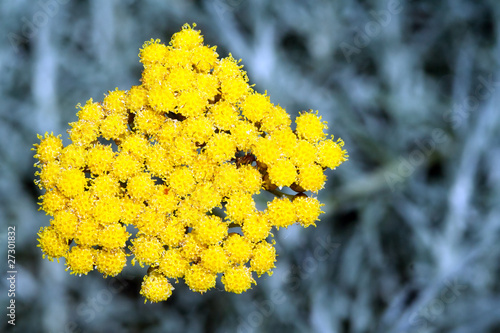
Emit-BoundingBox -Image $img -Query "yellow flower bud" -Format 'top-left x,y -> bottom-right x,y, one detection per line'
293,196 -> 324,228
266,197 -> 296,229
251,241 -> 276,277
34,132 -> 62,164
98,223 -> 130,249
130,235 -> 164,267
200,245 -> 229,273
51,210 -> 79,240
65,246 -> 95,275
223,233 -> 253,265
242,212 -> 271,243
222,265 -> 255,294
295,110 -> 328,143
95,249 -> 127,277
57,168 -> 87,198
159,249 -> 189,279
184,264 -> 216,294
37,226 -> 69,261
140,271 -> 174,303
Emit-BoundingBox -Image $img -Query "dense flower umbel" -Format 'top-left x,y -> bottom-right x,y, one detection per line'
33,23 -> 348,303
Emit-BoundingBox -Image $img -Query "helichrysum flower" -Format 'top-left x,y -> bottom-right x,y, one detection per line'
33,23 -> 348,303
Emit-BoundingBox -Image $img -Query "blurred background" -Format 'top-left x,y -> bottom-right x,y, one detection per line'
1,0 -> 500,332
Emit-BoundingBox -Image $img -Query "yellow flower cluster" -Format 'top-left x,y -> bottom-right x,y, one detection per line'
33,23 -> 348,303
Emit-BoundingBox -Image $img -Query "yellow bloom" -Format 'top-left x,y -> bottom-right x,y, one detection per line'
130,235 -> 164,267
267,158 -> 297,188
90,174 -> 121,199
141,63 -> 168,89
60,144 -> 87,169
159,218 -> 186,248
251,241 -> 276,277
291,139 -> 317,167
180,233 -> 205,262
168,166 -> 196,197
93,196 -> 122,225
220,75 -> 250,104
171,23 -> 203,50
222,266 -> 255,294
140,271 -> 174,303
33,23 -> 348,303
297,163 -> 326,193
191,45 -> 219,73
146,144 -> 171,179
169,136 -> 197,166
242,212 -> 271,243
127,173 -> 155,201
240,92 -> 273,124
112,151 -> 142,181
193,215 -> 228,246
75,218 -> 100,247
159,249 -> 189,279
223,233 -> 253,265
51,210 -> 79,240
225,193 -> 256,224
190,182 -> 222,211
119,133 -> 149,162
209,101 -> 239,131
271,128 -> 297,157
100,114 -> 128,140
184,264 -> 217,293
134,107 -> 164,136
87,144 -> 115,175
34,132 -> 62,164
148,185 -> 178,215
214,53 -> 244,80
182,116 -> 214,144
177,90 -> 208,118
65,246 -> 95,275
98,223 -> 130,249
231,120 -> 260,152
37,226 -> 69,261
39,189 -> 67,216
76,98 -> 104,123
295,110 -> 328,143
95,249 -> 127,277
238,164 -> 262,195
200,245 -> 229,273
139,39 -> 169,65
316,137 -> 349,169
293,196 -> 324,228
70,191 -> 94,219
126,85 -> 148,112
195,72 -> 219,99
69,120 -> 99,146
103,88 -> 127,116
266,197 -> 296,229
135,207 -> 165,237
120,196 -> 145,225
164,48 -> 192,69
36,161 -> 61,190
253,136 -> 282,166
167,67 -> 195,92
148,84 -> 176,112
57,168 -> 87,198
260,105 -> 291,133
213,163 -> 240,197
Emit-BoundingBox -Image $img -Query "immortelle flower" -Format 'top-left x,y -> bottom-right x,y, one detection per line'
33,23 -> 348,303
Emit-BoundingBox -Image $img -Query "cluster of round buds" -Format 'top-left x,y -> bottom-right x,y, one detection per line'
33,23 -> 348,303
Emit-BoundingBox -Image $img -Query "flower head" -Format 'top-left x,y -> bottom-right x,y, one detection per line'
33,23 -> 347,303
